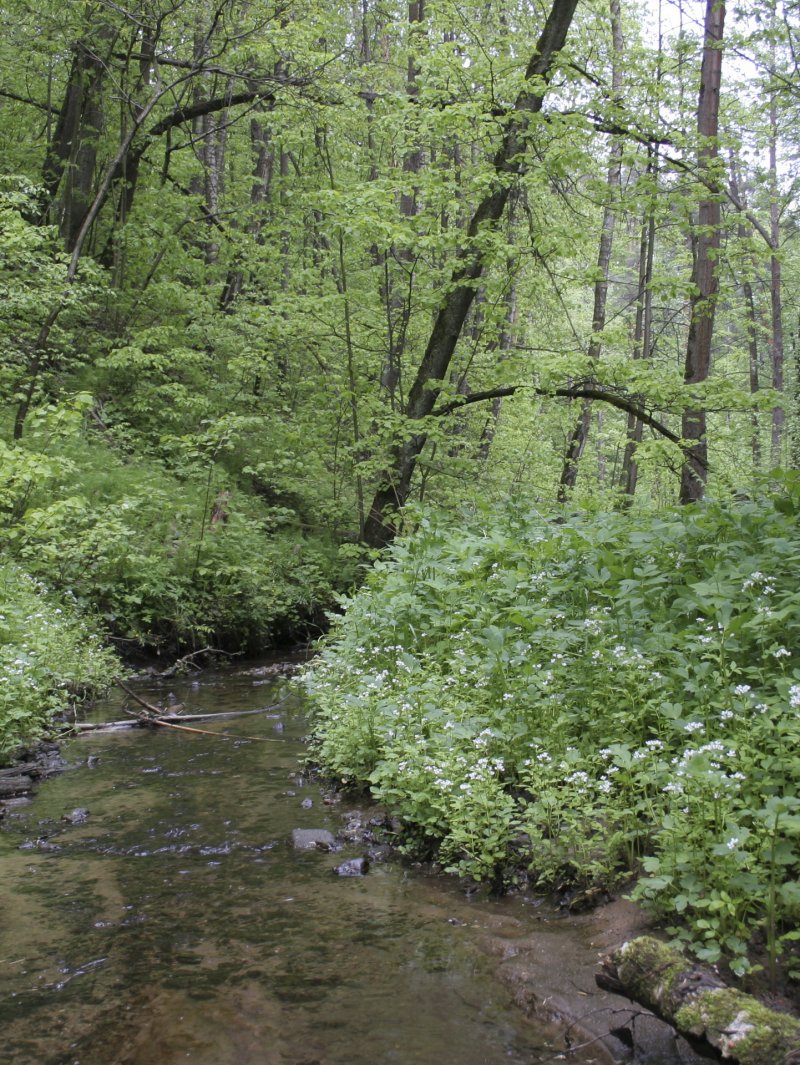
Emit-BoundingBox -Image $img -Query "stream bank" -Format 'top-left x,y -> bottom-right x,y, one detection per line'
1,662 -> 713,1064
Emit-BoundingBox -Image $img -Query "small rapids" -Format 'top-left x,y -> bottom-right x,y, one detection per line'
0,663 -> 700,1065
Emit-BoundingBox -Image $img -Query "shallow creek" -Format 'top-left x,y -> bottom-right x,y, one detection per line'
0,663 -> 706,1065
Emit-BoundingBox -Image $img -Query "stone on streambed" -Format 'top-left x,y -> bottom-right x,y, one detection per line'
334,857 -> 369,877
62,807 -> 90,824
291,828 -> 336,851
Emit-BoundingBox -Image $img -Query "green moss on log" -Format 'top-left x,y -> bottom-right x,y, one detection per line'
602,937 -> 800,1065
677,988 -> 800,1063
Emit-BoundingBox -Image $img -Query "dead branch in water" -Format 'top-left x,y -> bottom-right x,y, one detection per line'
63,680 -> 291,742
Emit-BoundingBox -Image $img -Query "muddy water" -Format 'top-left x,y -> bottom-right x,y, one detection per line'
0,665 -> 689,1065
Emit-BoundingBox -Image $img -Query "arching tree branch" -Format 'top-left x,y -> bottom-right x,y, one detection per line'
432,382 -> 704,466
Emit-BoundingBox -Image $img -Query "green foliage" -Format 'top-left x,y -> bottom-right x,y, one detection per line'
0,395 -> 343,657
304,481 -> 800,975
0,561 -> 118,762
0,182 -> 106,398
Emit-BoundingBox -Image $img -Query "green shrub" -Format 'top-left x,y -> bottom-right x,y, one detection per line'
0,562 -> 118,761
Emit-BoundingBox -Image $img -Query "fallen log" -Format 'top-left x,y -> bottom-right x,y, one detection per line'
596,936 -> 800,1065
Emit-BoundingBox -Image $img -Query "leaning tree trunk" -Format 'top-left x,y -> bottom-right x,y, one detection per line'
596,937 -> 800,1065
679,0 -> 725,504
362,0 -> 580,548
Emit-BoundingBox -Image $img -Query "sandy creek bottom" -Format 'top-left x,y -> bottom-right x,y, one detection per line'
0,663 -> 709,1065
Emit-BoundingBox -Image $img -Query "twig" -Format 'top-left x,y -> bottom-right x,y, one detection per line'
158,646 -> 240,677
115,679 -> 164,716
141,717 -> 272,741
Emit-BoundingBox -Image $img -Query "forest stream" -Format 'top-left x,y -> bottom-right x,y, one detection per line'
0,662 -> 709,1065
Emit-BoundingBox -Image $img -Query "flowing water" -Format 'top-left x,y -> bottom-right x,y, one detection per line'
0,663 -> 691,1065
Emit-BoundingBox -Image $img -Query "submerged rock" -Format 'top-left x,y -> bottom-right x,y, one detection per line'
334,857 -> 369,877
291,828 -> 336,851
62,808 -> 90,824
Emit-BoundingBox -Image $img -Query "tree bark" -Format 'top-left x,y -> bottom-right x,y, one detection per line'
619,158 -> 656,502
40,37 -> 110,249
362,0 -> 580,547
679,0 -> 726,504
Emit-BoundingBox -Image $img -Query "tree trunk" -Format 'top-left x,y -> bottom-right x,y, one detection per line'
362,0 -> 580,547
477,281 -> 518,462
558,0 -> 623,501
728,154 -> 762,471
768,81 -> 785,467
41,37 -> 109,250
596,937 -> 800,1065
219,110 -> 276,310
679,0 -> 725,504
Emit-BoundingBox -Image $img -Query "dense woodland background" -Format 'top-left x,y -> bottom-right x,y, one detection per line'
2,0 -> 797,580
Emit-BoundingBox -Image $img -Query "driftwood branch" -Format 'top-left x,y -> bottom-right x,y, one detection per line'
71,702 -> 287,731
103,679 -> 284,742
596,937 -> 800,1065
156,646 -> 239,678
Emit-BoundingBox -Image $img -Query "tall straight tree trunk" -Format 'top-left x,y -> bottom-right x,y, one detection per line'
378,0 -> 425,407
619,157 -> 657,503
679,0 -> 725,504
362,0 -> 579,547
768,82 -> 785,466
477,280 -> 519,462
558,0 -> 623,501
728,154 -> 762,471
219,111 -> 276,310
620,2 -> 664,504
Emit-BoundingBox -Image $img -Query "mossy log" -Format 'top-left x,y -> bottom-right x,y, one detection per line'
596,936 -> 800,1065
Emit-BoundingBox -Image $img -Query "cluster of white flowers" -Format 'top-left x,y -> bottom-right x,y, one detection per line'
742,572 -> 764,591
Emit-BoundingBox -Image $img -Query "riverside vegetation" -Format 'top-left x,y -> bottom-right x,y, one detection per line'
303,481 -> 800,984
